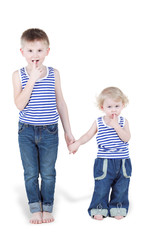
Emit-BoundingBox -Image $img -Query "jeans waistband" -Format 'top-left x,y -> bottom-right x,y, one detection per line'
19,121 -> 58,128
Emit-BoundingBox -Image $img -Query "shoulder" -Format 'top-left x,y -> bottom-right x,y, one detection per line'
94,117 -> 103,131
89,120 -> 98,135
53,68 -> 59,74
12,70 -> 19,79
12,70 -> 22,94
96,116 -> 103,125
54,69 -> 61,91
52,68 -> 60,81
48,67 -> 59,73
53,68 -> 60,79
97,116 -> 103,121
12,70 -> 21,85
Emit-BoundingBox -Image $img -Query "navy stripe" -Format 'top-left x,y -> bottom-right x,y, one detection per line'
19,67 -> 59,125
96,116 -> 129,159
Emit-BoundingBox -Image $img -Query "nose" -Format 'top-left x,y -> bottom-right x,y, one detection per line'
32,51 -> 39,58
112,108 -> 117,115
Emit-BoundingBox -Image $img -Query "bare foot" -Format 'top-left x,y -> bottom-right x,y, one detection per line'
42,211 -> 54,223
94,215 -> 103,220
115,216 -> 124,220
30,212 -> 42,224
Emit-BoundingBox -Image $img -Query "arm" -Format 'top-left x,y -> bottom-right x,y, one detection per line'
12,63 -> 44,111
12,70 -> 35,111
115,119 -> 131,142
54,69 -> 74,146
69,120 -> 97,154
109,116 -> 131,142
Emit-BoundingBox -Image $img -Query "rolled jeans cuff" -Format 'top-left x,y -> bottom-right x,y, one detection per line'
42,204 -> 53,213
110,208 -> 127,217
90,209 -> 108,217
29,202 -> 53,213
29,202 -> 41,213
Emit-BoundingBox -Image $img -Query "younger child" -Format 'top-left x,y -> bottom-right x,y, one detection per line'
69,87 -> 132,220
12,28 -> 74,224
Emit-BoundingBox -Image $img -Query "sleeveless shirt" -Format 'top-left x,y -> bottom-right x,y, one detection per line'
96,116 -> 129,159
19,67 -> 59,125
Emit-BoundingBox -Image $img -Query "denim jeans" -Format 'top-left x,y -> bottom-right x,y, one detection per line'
18,122 -> 59,213
88,158 -> 132,217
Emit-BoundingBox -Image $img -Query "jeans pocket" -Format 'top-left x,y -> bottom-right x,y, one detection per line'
94,158 -> 108,180
122,159 -> 132,178
46,124 -> 58,134
18,122 -> 25,133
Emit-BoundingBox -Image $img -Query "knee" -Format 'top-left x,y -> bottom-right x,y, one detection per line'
41,169 -> 56,181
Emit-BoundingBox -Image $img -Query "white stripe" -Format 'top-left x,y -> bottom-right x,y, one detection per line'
96,116 -> 129,159
19,67 -> 59,125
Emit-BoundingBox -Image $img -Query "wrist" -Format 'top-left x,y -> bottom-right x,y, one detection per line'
74,141 -> 81,150
29,77 -> 37,84
113,124 -> 120,132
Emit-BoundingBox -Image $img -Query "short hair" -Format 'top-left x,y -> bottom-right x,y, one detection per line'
97,87 -> 129,109
21,28 -> 50,46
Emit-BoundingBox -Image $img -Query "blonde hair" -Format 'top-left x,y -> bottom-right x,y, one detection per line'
97,87 -> 129,109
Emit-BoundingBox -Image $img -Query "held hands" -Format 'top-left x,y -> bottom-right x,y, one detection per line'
68,141 -> 80,154
65,132 -> 79,154
64,132 -> 78,154
65,132 -> 75,146
68,120 -> 97,155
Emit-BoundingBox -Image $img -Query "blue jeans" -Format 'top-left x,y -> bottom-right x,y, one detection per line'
88,158 -> 132,217
18,122 -> 59,213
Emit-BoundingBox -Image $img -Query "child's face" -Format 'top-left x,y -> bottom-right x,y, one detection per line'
20,40 -> 50,67
101,97 -> 124,118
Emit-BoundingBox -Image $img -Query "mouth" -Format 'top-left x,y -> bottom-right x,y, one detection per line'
111,114 -> 117,119
32,60 -> 39,63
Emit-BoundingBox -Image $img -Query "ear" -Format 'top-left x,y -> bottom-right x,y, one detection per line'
20,48 -> 24,56
46,48 -> 50,56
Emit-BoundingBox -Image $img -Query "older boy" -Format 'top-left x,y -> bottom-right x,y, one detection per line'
12,28 -> 74,224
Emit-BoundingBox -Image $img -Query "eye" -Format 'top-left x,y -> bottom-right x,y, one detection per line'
115,105 -> 119,108
108,106 -> 111,108
28,49 -> 32,53
38,49 -> 42,52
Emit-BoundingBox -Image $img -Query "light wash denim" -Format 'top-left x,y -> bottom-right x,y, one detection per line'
88,158 -> 132,217
18,122 -> 59,213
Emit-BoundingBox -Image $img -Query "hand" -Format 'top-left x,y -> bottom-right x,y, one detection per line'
64,132 -> 75,147
68,141 -> 80,154
30,61 -> 44,82
108,114 -> 119,129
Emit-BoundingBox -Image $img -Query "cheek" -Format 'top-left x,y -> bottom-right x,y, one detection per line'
40,54 -> 46,60
105,109 -> 111,114
117,108 -> 122,114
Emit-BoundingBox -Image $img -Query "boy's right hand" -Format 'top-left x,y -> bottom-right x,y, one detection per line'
30,61 -> 44,82
68,141 -> 80,154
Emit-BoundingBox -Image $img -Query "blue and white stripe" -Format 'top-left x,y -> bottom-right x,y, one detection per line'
96,116 -> 129,159
19,67 -> 59,125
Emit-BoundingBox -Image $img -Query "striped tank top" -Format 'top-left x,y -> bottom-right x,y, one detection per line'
19,67 -> 59,125
96,116 -> 129,159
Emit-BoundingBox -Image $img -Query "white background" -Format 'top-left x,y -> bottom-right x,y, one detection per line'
0,0 -> 160,239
